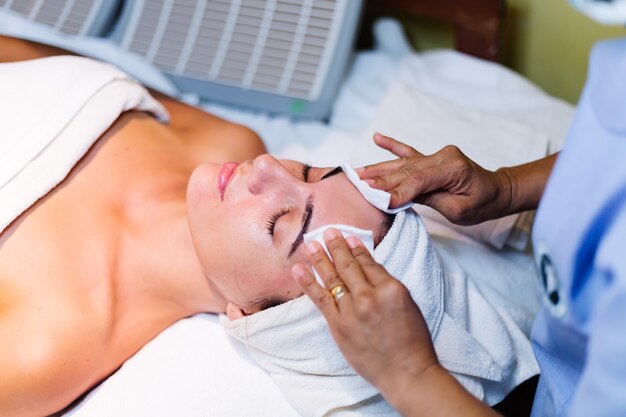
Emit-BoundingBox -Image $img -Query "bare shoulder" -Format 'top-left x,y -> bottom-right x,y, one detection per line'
154,92 -> 266,162
0,300 -> 107,417
210,120 -> 266,162
0,35 -> 72,63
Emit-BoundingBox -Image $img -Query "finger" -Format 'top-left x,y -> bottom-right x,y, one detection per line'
414,191 -> 472,225
345,237 -> 392,286
364,153 -> 446,195
387,165 -> 453,208
356,158 -> 407,180
373,133 -> 422,158
292,263 -> 338,318
363,171 -> 408,193
323,229 -> 372,292
305,241 -> 345,292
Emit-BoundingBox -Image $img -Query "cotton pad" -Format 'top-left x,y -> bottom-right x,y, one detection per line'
303,224 -> 374,287
341,161 -> 412,214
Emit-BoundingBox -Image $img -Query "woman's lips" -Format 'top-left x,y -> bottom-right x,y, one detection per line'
217,162 -> 239,201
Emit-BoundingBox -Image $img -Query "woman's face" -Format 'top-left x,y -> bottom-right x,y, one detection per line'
186,155 -> 385,318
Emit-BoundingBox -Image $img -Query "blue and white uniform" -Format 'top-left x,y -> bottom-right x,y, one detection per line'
531,38 -> 626,417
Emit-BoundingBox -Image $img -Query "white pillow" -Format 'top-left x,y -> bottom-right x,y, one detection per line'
351,81 -> 551,250
64,315 -> 299,417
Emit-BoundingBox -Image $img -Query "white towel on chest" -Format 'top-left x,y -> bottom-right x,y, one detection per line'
221,209 -> 539,416
0,56 -> 168,233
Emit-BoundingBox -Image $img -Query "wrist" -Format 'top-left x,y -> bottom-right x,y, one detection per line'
378,359 -> 443,410
379,362 -> 500,417
493,167 -> 516,218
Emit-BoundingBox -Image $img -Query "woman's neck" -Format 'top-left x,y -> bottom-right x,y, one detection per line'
112,180 -> 226,327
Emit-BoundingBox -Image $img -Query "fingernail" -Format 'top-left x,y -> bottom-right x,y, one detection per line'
324,228 -> 341,241
306,242 -> 320,255
346,236 -> 362,249
354,167 -> 364,175
364,178 -> 375,186
292,264 -> 306,279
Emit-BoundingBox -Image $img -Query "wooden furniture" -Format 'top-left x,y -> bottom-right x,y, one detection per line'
367,0 -> 507,61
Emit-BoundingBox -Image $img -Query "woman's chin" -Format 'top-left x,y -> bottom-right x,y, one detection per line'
186,163 -> 218,209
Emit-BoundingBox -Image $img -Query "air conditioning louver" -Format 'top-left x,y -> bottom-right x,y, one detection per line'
120,0 -> 343,101
0,0 -> 116,36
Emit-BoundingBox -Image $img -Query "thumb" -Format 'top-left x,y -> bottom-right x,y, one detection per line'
388,166 -> 453,208
388,181 -> 419,208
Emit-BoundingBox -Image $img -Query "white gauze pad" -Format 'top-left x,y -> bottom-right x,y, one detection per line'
341,161 -> 412,214
303,224 -> 374,288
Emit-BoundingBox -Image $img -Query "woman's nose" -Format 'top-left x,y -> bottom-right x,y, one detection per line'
247,154 -> 294,195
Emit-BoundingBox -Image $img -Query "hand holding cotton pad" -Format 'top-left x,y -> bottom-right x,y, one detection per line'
303,225 -> 374,288
301,162 -> 411,287
341,161 -> 412,214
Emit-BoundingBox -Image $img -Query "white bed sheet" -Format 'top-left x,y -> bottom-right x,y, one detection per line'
0,16 -> 576,417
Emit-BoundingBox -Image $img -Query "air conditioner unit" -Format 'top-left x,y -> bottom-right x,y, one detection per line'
1,0 -> 362,119
113,0 -> 363,119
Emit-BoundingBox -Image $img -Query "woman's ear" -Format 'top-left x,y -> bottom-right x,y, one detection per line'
226,302 -> 246,320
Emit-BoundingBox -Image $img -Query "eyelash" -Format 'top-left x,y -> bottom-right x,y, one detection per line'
265,164 -> 311,237
302,163 -> 312,182
266,208 -> 290,236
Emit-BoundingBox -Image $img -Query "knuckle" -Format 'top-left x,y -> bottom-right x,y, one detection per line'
309,250 -> 328,263
324,271 -> 340,284
312,260 -> 331,274
352,246 -> 373,261
382,279 -> 407,299
336,257 -> 358,274
311,291 -> 329,308
442,144 -> 461,156
391,187 -> 409,203
453,158 -> 471,175
405,173 -> 425,189
326,238 -> 343,252
355,293 -> 376,316
375,176 -> 389,188
400,160 -> 419,176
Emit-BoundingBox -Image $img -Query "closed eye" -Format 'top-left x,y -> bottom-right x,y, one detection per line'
265,163 -> 337,243
265,164 -> 310,237
266,207 -> 290,236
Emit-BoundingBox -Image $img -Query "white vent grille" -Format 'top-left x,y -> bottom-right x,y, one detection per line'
121,0 -> 345,100
0,0 -> 104,36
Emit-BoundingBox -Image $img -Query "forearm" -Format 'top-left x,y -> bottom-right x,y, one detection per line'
380,364 -> 501,417
496,153 -> 558,216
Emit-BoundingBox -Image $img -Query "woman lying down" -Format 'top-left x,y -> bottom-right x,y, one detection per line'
0,37 -> 539,417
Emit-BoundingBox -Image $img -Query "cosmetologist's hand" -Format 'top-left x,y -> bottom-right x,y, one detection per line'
356,133 -> 511,225
291,228 -> 439,397
292,229 -> 502,417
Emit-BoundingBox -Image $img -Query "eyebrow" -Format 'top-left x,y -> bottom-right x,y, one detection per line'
288,195 -> 314,258
321,166 -> 343,180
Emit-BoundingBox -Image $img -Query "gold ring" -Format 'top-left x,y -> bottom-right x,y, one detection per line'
330,284 -> 347,303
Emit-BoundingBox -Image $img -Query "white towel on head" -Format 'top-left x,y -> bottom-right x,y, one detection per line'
221,209 -> 539,416
0,55 -> 168,233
